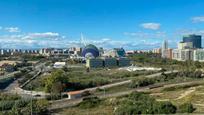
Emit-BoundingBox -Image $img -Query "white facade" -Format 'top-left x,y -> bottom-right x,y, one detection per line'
172,49 -> 182,61
172,49 -> 194,61
194,49 -> 204,62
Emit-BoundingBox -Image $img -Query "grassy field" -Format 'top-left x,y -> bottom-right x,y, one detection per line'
150,81 -> 204,113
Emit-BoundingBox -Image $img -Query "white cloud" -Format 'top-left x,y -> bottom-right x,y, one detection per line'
140,23 -> 161,30
124,31 -> 166,39
5,27 -> 20,32
0,32 -> 66,49
0,34 -> 163,50
23,32 -> 60,40
176,29 -> 204,36
192,16 -> 204,23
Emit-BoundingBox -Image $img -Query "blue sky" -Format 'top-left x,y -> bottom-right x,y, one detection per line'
1,0 -> 204,49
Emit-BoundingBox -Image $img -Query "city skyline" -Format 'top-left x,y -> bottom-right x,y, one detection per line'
1,0 -> 204,49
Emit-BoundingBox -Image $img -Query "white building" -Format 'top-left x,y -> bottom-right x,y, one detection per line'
53,62 -> 66,68
172,49 -> 194,61
194,49 -> 204,62
180,49 -> 194,61
172,49 -> 182,61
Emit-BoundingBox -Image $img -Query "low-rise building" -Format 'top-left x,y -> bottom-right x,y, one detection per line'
86,58 -> 104,68
86,57 -> 130,68
67,91 -> 82,99
103,58 -> 117,67
117,58 -> 130,67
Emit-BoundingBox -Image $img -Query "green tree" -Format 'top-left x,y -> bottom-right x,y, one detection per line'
44,69 -> 68,93
156,101 -> 177,114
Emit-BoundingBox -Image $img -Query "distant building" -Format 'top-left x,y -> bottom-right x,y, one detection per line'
172,49 -> 194,61
82,44 -> 100,58
69,47 -> 82,56
103,48 -> 126,58
178,42 -> 193,49
166,49 -> 173,59
39,48 -> 54,56
161,40 -> 168,58
86,58 -> 104,68
103,58 -> 117,67
117,58 -> 130,67
126,50 -> 135,55
193,49 -> 204,62
172,49 -> 182,61
152,48 -> 161,54
51,49 -> 69,56
86,57 -> 130,68
180,49 -> 194,61
183,34 -> 201,48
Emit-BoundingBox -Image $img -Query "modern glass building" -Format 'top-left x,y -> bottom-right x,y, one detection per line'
183,34 -> 201,48
81,44 -> 100,58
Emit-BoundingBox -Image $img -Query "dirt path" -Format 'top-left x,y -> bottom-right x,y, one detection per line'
175,87 -> 195,100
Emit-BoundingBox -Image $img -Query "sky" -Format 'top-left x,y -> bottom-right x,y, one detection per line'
1,0 -> 204,50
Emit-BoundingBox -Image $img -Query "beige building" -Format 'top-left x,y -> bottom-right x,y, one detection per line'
178,42 -> 193,49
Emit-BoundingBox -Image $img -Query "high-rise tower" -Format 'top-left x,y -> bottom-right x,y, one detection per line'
161,40 -> 168,58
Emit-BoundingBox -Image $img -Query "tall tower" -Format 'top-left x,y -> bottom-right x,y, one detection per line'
162,40 -> 168,58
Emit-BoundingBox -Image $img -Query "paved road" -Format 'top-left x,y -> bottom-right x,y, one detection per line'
49,80 -> 204,111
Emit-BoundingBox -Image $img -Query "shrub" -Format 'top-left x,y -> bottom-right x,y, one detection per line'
78,96 -> 101,109
156,101 -> 177,114
178,102 -> 195,113
129,77 -> 155,88
115,92 -> 177,114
